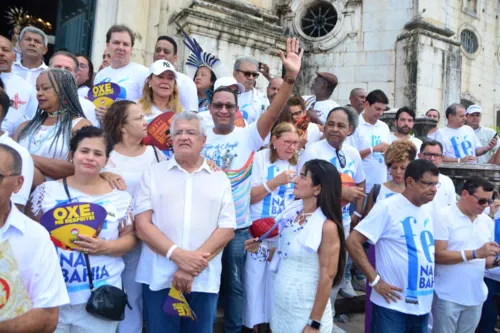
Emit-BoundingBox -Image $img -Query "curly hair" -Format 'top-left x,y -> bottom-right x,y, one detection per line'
384,140 -> 417,168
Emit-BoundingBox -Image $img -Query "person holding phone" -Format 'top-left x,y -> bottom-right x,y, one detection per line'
466,105 -> 500,164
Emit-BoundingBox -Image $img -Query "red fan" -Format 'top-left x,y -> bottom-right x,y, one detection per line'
249,217 -> 278,239
295,114 -> 310,136
143,112 -> 176,150
340,173 -> 356,207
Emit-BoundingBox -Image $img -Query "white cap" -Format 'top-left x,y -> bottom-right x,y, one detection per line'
148,60 -> 177,77
214,77 -> 245,93
466,104 -> 481,115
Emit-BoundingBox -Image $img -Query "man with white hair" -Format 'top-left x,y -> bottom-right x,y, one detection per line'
11,27 -> 48,87
233,56 -> 269,124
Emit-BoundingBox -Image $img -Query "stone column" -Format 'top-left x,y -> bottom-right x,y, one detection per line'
91,0 -> 118,67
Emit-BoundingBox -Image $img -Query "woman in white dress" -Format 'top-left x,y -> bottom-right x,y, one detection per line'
101,100 -> 165,333
27,125 -> 137,333
246,159 -> 346,333
15,69 -> 91,187
243,122 -> 300,331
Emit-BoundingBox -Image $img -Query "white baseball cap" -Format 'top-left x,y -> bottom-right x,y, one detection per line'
148,60 -> 177,78
214,77 -> 245,93
466,104 -> 481,115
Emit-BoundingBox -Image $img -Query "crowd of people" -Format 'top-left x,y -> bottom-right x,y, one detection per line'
1,22 -> 500,333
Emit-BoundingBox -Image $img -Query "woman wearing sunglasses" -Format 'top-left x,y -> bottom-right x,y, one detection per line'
243,122 -> 300,332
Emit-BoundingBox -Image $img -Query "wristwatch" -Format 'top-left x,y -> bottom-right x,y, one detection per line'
308,319 -> 321,329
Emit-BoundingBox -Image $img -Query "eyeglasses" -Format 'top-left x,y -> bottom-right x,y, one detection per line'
418,180 -> 441,189
290,110 -> 304,117
471,193 -> 494,206
336,149 -> 346,168
0,173 -> 21,185
283,140 -> 299,148
211,102 -> 237,112
236,70 -> 260,79
422,152 -> 443,158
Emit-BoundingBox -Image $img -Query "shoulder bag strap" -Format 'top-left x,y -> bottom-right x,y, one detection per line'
62,178 -> 72,202
372,184 -> 381,204
153,146 -> 160,163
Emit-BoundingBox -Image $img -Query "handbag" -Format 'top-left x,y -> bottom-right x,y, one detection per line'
62,178 -> 131,321
249,217 -> 278,239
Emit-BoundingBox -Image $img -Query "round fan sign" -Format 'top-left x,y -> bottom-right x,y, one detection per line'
87,82 -> 121,108
143,112 -> 176,150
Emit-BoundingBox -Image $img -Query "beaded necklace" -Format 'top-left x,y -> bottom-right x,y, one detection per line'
277,210 -> 313,258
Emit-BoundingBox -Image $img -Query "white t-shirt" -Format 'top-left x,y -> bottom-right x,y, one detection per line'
0,72 -> 37,136
433,204 -> 493,306
427,129 -> 438,141
78,86 -> 90,99
355,194 -> 434,315
239,90 -> 261,124
305,122 -> 322,149
423,173 -> 456,214
201,122 -> 269,228
176,72 -> 198,112
30,181 -> 133,305
0,132 -> 34,206
389,133 -> 422,154
250,149 -> 297,221
299,140 -> 365,228
78,96 -> 100,127
374,183 -> 397,202
347,115 -> 391,193
485,207 -> 500,282
103,146 -> 165,197
475,126 -> 500,164
303,95 -> 340,124
1,203 -> 70,309
435,126 -> 482,159
94,62 -> 149,101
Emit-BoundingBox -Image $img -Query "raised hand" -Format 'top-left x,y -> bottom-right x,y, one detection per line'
280,37 -> 304,79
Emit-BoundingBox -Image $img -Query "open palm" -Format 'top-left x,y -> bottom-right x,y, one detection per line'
280,37 -> 304,77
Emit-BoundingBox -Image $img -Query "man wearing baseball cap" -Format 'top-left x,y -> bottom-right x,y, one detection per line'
303,72 -> 340,124
466,104 -> 500,164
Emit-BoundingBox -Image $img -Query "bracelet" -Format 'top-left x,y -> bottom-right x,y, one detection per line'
472,250 -> 477,259
461,250 -> 468,262
284,76 -> 296,85
457,158 -> 461,163
369,274 -> 381,287
263,182 -> 273,194
353,211 -> 362,218
166,244 -> 178,260
370,147 -> 374,155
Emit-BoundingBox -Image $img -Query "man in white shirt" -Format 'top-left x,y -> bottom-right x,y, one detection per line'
433,176 -> 500,333
435,103 -> 496,163
390,107 -> 422,152
202,38 -> 302,333
94,25 -> 149,118
266,77 -> 284,104
0,90 -> 33,210
0,144 -> 69,332
134,111 -> 236,333
153,36 -> 198,112
426,109 -> 440,140
347,89 -> 391,195
418,140 -> 456,212
347,159 -> 440,332
233,56 -> 270,124
0,35 -> 37,136
348,88 -> 366,115
11,27 -> 48,87
47,51 -> 99,126
303,72 -> 340,124
466,104 -> 500,164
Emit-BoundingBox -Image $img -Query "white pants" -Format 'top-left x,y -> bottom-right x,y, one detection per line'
55,304 -> 119,333
117,254 -> 143,333
431,294 -> 482,333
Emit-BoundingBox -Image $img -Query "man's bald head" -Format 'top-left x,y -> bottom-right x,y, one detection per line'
0,35 -> 15,73
267,77 -> 284,103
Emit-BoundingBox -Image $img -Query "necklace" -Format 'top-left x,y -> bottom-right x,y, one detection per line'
46,110 -> 66,118
277,210 -> 311,258
27,123 -> 58,154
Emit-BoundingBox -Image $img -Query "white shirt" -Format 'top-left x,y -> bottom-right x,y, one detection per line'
433,204 -> 493,306
94,62 -> 149,101
474,126 -> 499,164
31,181 -> 133,305
355,194 -> 434,315
435,125 -> 482,159
134,158 -> 236,292
299,139 -> 365,228
423,173 -> 456,214
78,96 -> 100,127
347,114 -> 391,193
427,130 -> 438,141
11,60 -> 48,87
389,133 -> 422,153
0,203 -> 69,309
201,122 -> 269,228
303,95 -> 340,124
305,122 -> 322,149
250,149 -> 297,221
239,89 -> 266,124
0,72 -> 37,136
176,72 -> 198,112
0,132 -> 34,206
78,86 -> 90,99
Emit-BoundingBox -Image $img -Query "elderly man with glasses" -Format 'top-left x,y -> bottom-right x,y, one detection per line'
232,56 -> 270,124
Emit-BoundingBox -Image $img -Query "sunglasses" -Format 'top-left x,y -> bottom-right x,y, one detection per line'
336,149 -> 346,169
471,193 -> 494,206
212,102 -> 237,112
236,70 -> 260,79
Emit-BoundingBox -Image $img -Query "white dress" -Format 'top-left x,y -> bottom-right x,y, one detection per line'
271,217 -> 333,333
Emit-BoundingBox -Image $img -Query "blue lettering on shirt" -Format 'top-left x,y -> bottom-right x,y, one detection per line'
371,135 -> 384,163
450,136 -> 473,158
262,165 -> 292,217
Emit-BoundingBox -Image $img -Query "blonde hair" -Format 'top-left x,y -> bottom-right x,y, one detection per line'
269,122 -> 299,165
384,140 -> 417,167
137,75 -> 182,115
